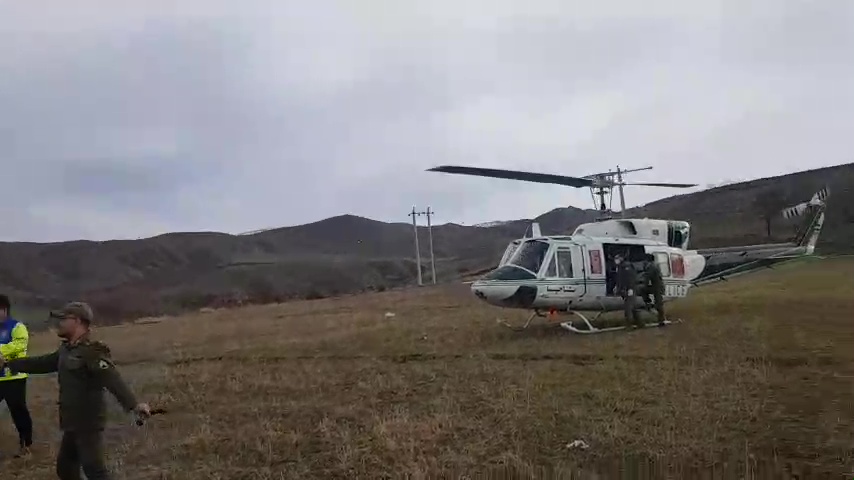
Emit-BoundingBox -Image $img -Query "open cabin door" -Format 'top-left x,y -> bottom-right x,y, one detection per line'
601,243 -> 647,296
540,243 -> 587,299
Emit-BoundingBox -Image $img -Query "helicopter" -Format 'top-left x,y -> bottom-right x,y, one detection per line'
427,164 -> 830,334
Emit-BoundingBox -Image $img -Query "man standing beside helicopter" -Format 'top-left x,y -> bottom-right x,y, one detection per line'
639,254 -> 666,326
613,253 -> 642,328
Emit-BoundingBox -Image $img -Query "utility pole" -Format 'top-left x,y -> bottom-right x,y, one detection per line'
408,206 -> 423,286
426,206 -> 436,284
408,206 -> 437,286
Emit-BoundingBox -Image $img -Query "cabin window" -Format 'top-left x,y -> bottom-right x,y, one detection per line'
556,249 -> 574,277
588,249 -> 602,274
654,252 -> 671,277
671,253 -> 685,278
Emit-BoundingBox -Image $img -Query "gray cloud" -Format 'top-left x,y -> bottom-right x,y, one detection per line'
1,0 -> 852,241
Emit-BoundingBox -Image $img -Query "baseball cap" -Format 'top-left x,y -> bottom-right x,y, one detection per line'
49,301 -> 94,324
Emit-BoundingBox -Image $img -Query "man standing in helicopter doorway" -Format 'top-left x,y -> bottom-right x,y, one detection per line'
640,254 -> 666,326
613,254 -> 642,328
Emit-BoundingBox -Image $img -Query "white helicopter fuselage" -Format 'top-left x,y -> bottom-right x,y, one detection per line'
471,218 -> 706,313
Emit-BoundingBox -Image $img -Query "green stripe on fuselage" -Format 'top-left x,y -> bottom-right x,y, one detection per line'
474,279 -> 690,285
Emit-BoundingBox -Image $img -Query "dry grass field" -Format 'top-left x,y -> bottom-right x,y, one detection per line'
2,257 -> 853,479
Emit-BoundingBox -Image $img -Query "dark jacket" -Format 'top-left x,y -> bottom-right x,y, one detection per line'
7,333 -> 137,431
615,262 -> 638,294
644,261 -> 664,291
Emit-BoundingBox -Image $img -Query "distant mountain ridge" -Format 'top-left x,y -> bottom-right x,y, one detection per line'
3,162 -> 852,325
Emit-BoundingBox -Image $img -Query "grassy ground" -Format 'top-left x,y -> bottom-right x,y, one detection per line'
1,257 -> 852,479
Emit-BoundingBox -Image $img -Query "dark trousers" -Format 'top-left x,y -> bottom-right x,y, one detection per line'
57,429 -> 111,480
0,377 -> 33,447
621,292 -> 642,327
640,286 -> 666,323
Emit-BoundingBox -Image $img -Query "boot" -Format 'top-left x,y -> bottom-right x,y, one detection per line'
13,437 -> 32,459
13,445 -> 31,458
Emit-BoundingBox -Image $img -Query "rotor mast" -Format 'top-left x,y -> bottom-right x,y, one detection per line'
585,166 -> 654,219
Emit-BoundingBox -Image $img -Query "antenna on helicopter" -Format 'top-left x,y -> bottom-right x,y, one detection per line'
426,164 -> 697,219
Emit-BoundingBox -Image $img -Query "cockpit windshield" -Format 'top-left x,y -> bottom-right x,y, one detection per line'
499,241 -> 520,266
507,239 -> 550,274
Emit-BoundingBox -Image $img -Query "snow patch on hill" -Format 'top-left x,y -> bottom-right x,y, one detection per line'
473,220 -> 514,228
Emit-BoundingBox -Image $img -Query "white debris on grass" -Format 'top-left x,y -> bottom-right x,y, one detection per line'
565,439 -> 590,450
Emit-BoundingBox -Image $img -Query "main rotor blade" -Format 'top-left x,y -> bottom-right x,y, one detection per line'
622,182 -> 698,188
428,165 -> 593,188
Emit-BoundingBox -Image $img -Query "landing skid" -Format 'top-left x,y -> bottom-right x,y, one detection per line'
498,309 -> 682,334
497,309 -> 550,331
559,311 -> 680,335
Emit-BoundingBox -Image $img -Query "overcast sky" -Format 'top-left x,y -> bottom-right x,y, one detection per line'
1,1 -> 852,242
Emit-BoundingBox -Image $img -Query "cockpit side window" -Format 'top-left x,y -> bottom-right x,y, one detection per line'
543,254 -> 557,277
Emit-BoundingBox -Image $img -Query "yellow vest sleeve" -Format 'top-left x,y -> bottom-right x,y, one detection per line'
0,322 -> 28,359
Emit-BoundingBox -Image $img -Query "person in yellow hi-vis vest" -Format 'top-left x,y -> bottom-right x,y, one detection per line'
0,294 -> 34,458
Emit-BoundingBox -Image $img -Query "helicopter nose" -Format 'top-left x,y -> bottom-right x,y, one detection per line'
471,281 -> 515,305
471,281 -> 538,308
